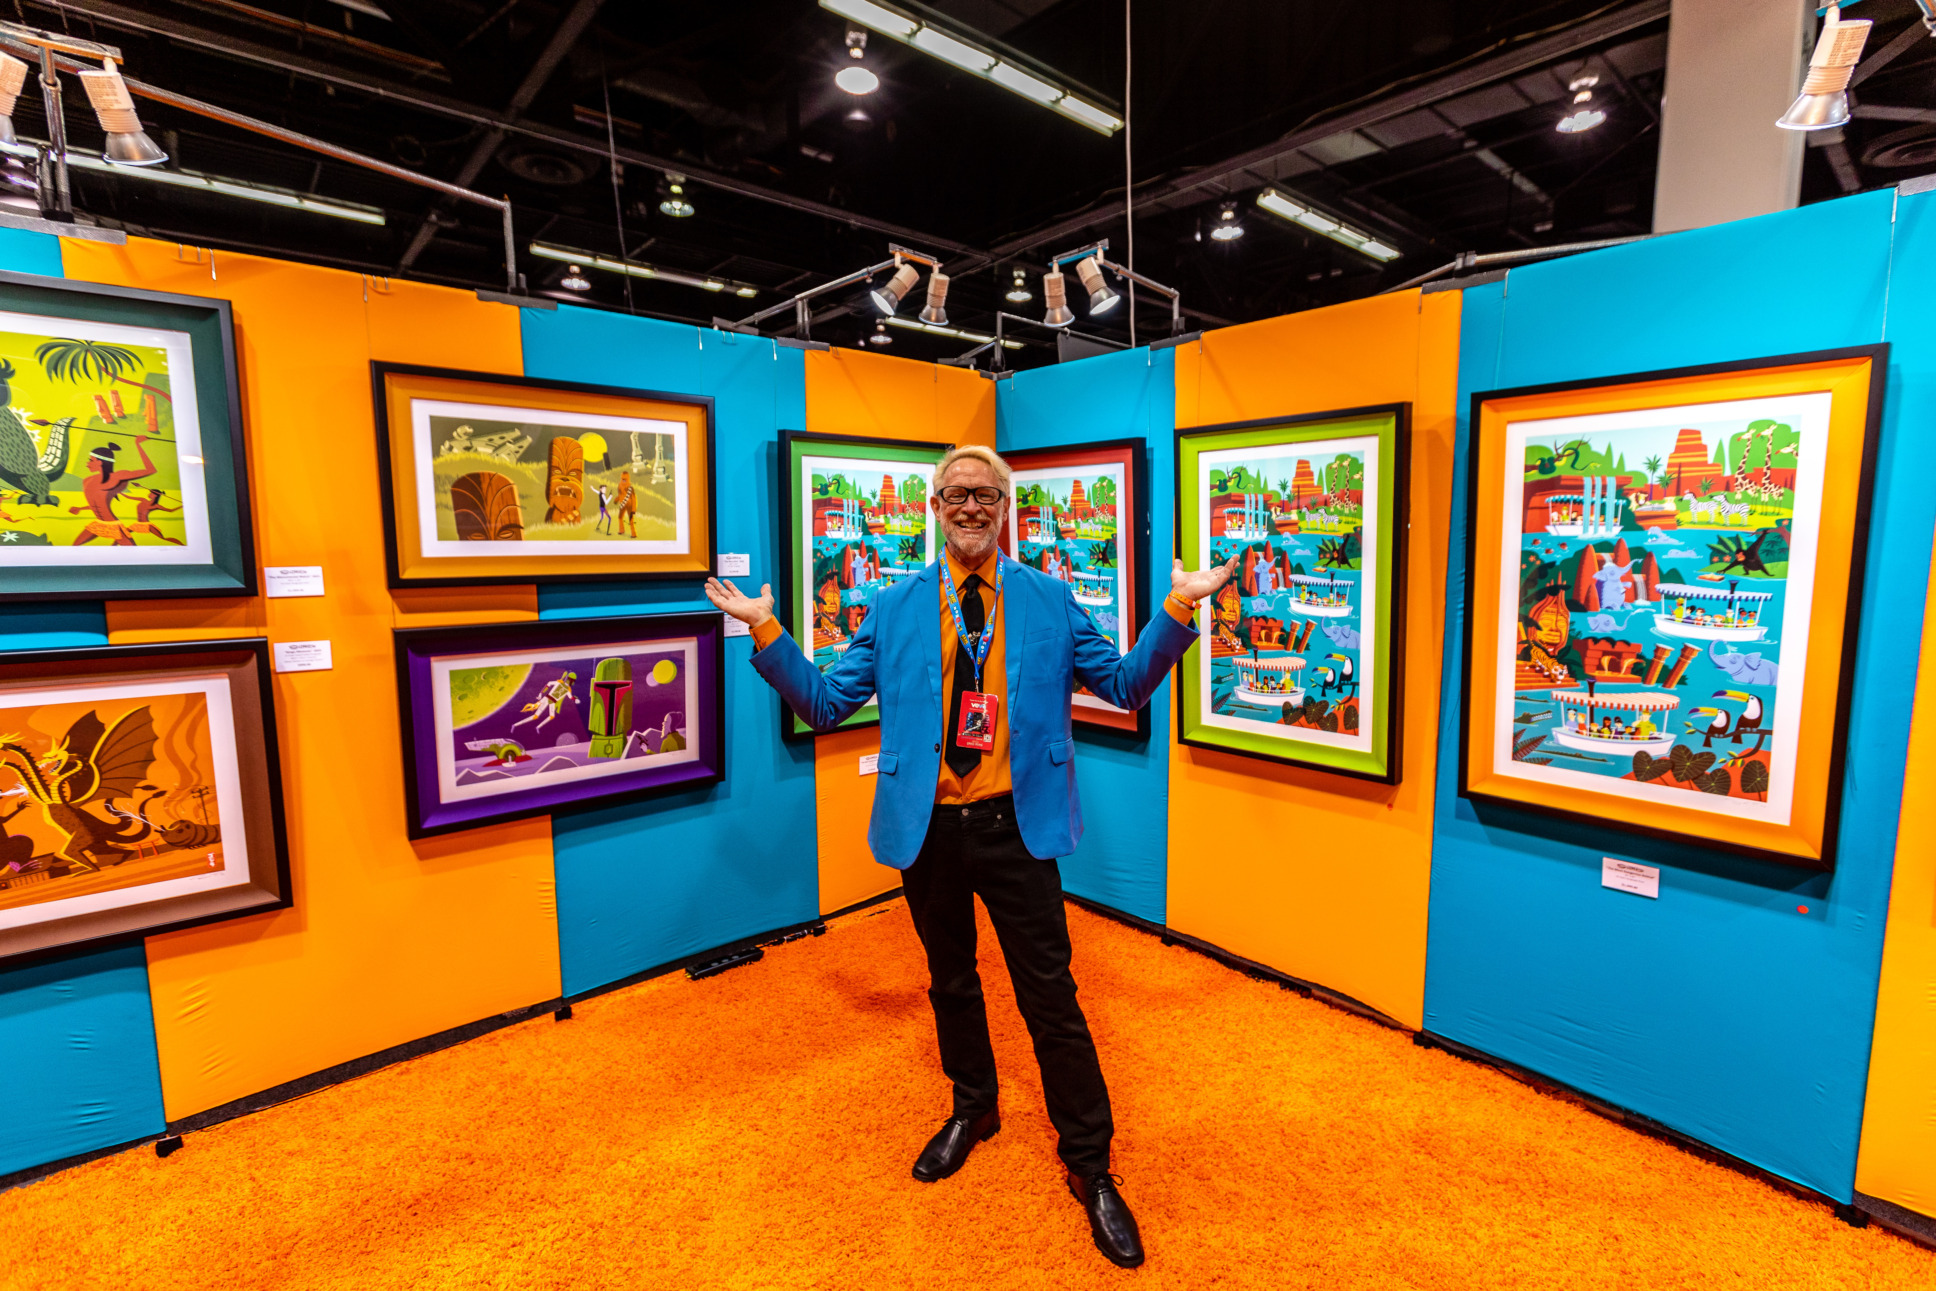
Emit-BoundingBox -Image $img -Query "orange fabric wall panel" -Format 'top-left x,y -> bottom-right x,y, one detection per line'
1167,290 -> 1461,1028
802,347 -> 996,914
69,239 -> 559,1120
1854,527 -> 1936,1218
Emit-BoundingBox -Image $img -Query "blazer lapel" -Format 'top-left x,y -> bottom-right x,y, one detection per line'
918,561 -> 943,716
1001,554 -> 1028,704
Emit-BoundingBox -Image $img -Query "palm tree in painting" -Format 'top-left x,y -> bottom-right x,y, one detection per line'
35,338 -> 173,404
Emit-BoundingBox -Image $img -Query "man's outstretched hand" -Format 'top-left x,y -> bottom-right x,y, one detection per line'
704,577 -> 775,627
1170,554 -> 1240,604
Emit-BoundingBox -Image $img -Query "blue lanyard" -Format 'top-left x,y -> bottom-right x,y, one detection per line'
940,555 -> 1002,693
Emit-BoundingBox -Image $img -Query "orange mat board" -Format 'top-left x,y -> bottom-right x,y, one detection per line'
65,237 -> 561,1121
1855,525 -> 1936,1218
801,345 -> 996,915
4,899 -> 1929,1290
1166,290 -> 1460,1028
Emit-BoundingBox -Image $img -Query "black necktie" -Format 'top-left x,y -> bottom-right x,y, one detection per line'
946,573 -> 986,778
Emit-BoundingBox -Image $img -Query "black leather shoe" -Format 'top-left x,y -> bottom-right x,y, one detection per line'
911,1109 -> 1000,1182
1067,1170 -> 1144,1268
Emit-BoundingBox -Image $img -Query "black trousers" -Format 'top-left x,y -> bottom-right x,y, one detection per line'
900,794 -> 1113,1176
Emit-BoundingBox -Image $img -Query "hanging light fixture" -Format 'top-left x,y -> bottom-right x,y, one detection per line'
1209,200 -> 1245,241
1555,75 -> 1607,134
78,59 -> 167,166
836,28 -> 880,94
560,264 -> 591,291
1075,255 -> 1118,316
658,172 -> 695,217
868,319 -> 893,345
869,261 -> 920,313
1041,268 -> 1073,327
918,268 -> 949,325
1778,5 -> 1873,131
1005,268 -> 1032,303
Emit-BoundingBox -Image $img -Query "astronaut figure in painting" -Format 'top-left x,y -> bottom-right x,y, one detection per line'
511,671 -> 578,734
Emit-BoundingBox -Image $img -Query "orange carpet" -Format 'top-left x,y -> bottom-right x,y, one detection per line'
3,899 -> 1931,1290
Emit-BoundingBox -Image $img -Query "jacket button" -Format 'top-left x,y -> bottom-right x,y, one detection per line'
934,742 -> 941,752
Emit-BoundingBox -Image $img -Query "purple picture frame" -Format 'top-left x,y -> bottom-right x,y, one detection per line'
394,613 -> 726,838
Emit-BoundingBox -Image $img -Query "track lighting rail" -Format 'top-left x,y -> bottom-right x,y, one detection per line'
1382,235 -> 1651,294
1047,237 -> 1184,336
730,243 -> 945,340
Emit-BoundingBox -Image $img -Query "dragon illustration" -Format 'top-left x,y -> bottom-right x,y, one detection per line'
0,359 -> 78,506
0,706 -> 159,871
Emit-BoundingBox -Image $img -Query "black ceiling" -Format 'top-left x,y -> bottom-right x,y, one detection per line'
9,0 -> 1936,369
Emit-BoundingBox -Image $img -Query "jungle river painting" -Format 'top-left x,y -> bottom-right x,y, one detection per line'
797,454 -> 936,673
0,678 -> 248,922
1197,434 -> 1382,758
0,312 -> 211,565
432,638 -> 701,806
411,399 -> 689,558
1009,464 -> 1126,715
1484,391 -> 1833,830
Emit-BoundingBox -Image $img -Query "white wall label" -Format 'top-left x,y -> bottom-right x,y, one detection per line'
272,640 -> 333,673
1602,857 -> 1660,899
718,552 -> 751,577
723,617 -> 751,639
263,565 -> 325,598
858,753 -> 879,776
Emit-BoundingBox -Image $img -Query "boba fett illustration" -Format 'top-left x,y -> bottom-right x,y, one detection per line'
587,657 -> 634,759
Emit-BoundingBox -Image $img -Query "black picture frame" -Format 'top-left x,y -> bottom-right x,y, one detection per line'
0,271 -> 256,602
1455,345 -> 1888,870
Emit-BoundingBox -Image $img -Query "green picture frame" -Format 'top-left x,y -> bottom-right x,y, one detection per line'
0,270 -> 254,602
777,430 -> 947,739
1175,405 -> 1410,783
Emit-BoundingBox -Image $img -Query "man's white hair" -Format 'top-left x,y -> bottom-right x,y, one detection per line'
934,443 -> 1012,494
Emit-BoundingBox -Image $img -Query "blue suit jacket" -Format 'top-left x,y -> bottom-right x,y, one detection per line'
751,557 -> 1198,868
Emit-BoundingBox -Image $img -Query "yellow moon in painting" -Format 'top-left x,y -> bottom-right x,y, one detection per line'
651,659 -> 678,685
577,432 -> 608,463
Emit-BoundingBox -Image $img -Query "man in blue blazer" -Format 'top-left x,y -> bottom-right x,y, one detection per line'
707,445 -> 1232,1268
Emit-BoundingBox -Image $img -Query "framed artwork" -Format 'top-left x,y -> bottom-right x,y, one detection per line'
0,639 -> 290,965
372,363 -> 714,587
1176,406 -> 1410,782
0,271 -> 255,602
1000,438 -> 1150,735
777,430 -> 946,739
1459,346 -> 1885,870
395,613 -> 726,838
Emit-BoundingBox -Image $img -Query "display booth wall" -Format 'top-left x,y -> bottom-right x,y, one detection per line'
996,346 -> 1177,924
1163,292 -> 1462,1028
1427,187 -> 1935,1205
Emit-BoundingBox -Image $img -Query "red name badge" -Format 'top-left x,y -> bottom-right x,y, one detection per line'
956,691 -> 999,751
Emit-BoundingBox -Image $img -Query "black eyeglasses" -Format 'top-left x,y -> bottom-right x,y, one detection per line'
937,485 -> 1006,506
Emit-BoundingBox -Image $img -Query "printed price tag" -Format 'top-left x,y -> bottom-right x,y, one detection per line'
724,617 -> 751,638
264,566 -> 325,598
858,753 -> 879,776
1602,857 -> 1660,899
272,640 -> 333,673
718,553 -> 751,577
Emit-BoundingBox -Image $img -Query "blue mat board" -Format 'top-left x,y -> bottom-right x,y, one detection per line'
997,346 -> 1176,925
522,308 -> 818,995
0,230 -> 167,1179
1426,189 -> 1928,1201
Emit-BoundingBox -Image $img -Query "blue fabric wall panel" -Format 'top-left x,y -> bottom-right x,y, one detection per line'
1426,191 -> 1924,1201
996,346 -> 1175,925
0,943 -> 166,1175
0,231 -> 166,1178
522,308 -> 817,995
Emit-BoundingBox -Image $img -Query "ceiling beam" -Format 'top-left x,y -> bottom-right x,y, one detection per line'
947,0 -> 1671,274
36,0 -> 988,257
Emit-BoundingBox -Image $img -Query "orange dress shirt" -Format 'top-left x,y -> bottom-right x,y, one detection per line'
750,550 -> 1197,806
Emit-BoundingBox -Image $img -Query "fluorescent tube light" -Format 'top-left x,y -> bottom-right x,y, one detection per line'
529,241 -> 760,297
818,0 -> 1119,134
911,27 -> 996,73
1254,187 -> 1402,264
42,147 -> 385,223
885,315 -> 1022,348
1054,97 -> 1122,134
987,62 -> 1061,104
820,0 -> 917,39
